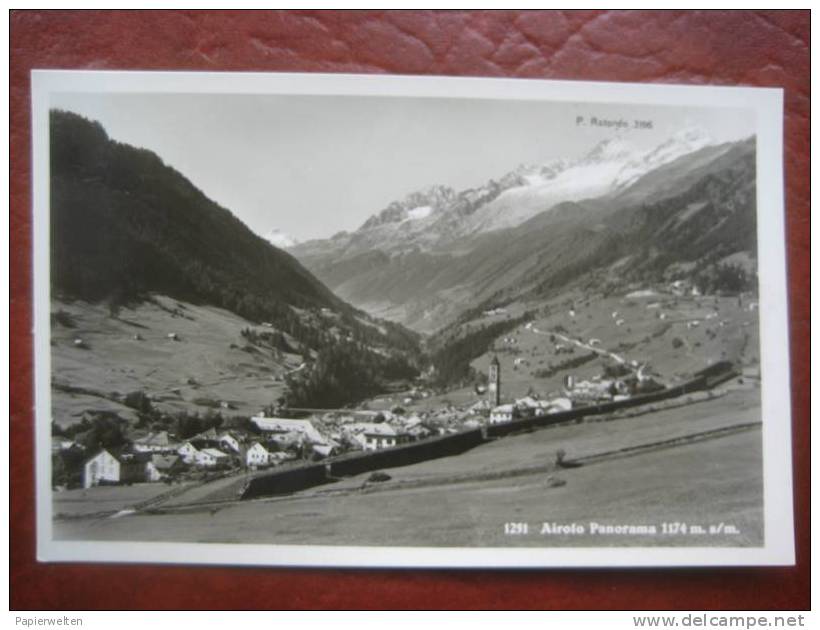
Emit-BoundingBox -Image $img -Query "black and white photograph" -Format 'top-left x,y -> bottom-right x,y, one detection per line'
32,71 -> 794,568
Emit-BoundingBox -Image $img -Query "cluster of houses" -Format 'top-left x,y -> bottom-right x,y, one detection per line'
67,410 -> 446,490
251,415 -> 434,455
486,396 -> 573,425
78,427 -> 253,489
62,325 -> 673,491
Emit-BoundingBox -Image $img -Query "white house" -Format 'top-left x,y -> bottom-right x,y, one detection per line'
246,442 -> 272,468
514,396 -> 547,417
569,378 -> 628,402
83,449 -> 147,488
218,431 -> 243,454
489,404 -> 517,424
347,423 -> 407,451
195,448 -> 230,468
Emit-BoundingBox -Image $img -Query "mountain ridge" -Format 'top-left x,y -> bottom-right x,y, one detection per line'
292,126 -> 719,262
292,133 -> 756,333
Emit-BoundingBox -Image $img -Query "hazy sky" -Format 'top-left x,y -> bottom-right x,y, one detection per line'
51,92 -> 755,242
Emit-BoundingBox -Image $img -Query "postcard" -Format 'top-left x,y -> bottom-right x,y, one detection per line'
32,70 -> 794,567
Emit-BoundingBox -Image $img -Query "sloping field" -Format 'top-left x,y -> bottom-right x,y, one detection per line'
396,289 -> 759,414
466,291 -> 759,403
51,295 -> 297,426
53,482 -> 194,518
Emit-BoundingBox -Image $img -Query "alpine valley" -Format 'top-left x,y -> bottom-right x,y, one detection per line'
50,107 -> 765,551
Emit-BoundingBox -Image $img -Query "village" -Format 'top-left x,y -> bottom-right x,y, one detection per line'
51,274 -> 759,494
56,373 -> 596,491
54,339 -> 668,492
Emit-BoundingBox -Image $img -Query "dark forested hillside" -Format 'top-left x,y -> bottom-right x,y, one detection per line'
50,110 -> 344,319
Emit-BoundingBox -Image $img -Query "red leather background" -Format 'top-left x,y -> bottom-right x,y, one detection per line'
10,10 -> 809,610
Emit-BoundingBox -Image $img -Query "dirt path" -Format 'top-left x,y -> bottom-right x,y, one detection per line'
531,325 -> 628,364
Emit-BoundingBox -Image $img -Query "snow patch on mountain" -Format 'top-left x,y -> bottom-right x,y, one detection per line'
406,205 -> 433,221
611,127 -> 712,191
360,185 -> 455,231
466,158 -> 631,232
264,228 -> 299,249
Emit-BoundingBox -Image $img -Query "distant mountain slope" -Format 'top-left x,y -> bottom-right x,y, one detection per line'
482,138 -> 757,306
294,135 -> 756,332
455,128 -> 714,237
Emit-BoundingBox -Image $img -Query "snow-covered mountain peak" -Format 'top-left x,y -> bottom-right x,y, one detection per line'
322,127 -> 722,253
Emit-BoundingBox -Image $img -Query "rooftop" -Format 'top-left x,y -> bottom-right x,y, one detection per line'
347,422 -> 400,437
200,448 -> 230,458
252,417 -> 325,443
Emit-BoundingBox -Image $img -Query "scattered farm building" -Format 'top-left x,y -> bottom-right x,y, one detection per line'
177,441 -> 200,464
132,430 -> 179,453
178,438 -> 223,464
83,449 -> 148,489
312,441 -> 341,458
145,454 -> 185,481
246,442 -> 273,468
489,404 -> 518,424
346,423 -> 410,451
218,431 -> 244,454
195,448 -> 231,468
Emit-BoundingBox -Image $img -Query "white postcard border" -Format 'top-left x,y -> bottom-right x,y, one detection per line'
31,70 -> 794,568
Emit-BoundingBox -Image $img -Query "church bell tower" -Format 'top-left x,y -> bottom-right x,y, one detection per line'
488,355 -> 501,406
